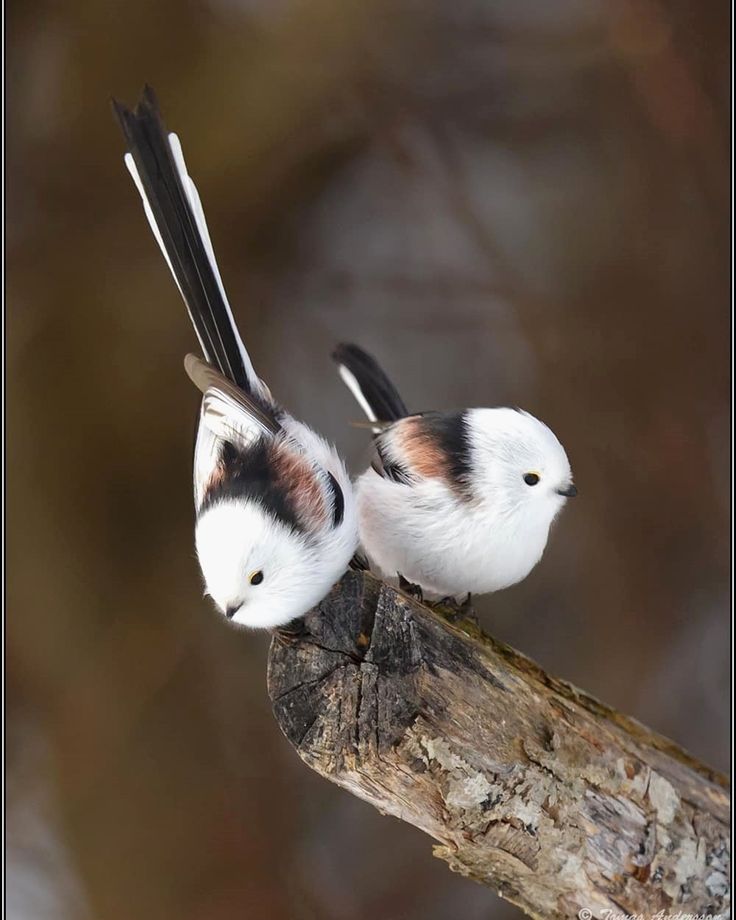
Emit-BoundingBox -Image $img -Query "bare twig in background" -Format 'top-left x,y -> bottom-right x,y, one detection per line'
268,572 -> 730,920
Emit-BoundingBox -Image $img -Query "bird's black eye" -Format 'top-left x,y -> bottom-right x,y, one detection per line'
249,570 -> 264,586
523,472 -> 540,486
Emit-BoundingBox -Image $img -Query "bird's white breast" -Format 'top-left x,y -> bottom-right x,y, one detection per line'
356,471 -> 553,598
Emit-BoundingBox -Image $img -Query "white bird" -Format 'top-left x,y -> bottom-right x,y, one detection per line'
114,87 -> 358,629
333,344 -> 576,601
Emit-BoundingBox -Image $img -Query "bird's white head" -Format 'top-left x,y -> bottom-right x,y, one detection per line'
467,407 -> 576,530
195,499 -> 340,629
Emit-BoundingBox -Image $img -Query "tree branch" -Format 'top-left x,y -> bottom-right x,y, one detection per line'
267,571 -> 730,920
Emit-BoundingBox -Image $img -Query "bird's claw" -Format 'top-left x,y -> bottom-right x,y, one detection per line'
433,593 -> 476,624
398,574 -> 424,602
274,618 -> 310,648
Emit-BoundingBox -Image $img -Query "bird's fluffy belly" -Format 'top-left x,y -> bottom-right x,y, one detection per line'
356,473 -> 548,598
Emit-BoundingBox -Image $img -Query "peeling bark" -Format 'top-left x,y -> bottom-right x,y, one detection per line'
267,572 -> 730,920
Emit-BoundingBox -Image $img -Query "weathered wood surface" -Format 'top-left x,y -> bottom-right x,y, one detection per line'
267,571 -> 730,920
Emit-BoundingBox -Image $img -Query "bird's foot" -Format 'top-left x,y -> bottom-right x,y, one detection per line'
397,574 -> 424,602
273,618 -> 310,648
349,552 -> 370,572
433,593 -> 476,624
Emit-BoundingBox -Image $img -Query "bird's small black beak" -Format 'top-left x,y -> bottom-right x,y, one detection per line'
225,603 -> 242,620
556,483 -> 578,498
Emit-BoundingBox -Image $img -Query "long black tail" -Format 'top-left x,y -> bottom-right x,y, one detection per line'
113,86 -> 258,394
332,343 -> 409,425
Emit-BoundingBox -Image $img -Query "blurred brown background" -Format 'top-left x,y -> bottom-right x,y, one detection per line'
6,1 -> 730,918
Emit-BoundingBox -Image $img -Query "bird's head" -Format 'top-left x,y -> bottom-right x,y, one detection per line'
469,407 -> 576,528
194,499 -> 342,629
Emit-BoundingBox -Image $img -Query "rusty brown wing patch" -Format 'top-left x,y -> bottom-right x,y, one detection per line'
399,417 -> 451,480
398,411 -> 473,497
271,442 -> 329,531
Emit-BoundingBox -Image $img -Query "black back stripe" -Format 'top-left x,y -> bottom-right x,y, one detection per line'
326,472 -> 345,527
200,440 -> 303,532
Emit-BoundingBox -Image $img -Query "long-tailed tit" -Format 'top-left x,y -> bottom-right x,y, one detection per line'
333,344 -> 576,600
114,87 -> 358,628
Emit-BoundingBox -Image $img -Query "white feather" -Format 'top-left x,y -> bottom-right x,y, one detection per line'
201,391 -> 268,446
124,151 -> 183,299
192,419 -> 220,510
337,364 -> 381,431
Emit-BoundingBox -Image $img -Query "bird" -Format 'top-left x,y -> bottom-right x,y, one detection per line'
332,343 -> 576,602
113,87 -> 358,629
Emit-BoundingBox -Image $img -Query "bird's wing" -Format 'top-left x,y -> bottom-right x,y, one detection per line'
371,430 -> 414,484
185,354 -> 280,445
369,412 -> 471,492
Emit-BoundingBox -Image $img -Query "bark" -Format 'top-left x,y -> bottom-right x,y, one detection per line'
267,571 -> 730,920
